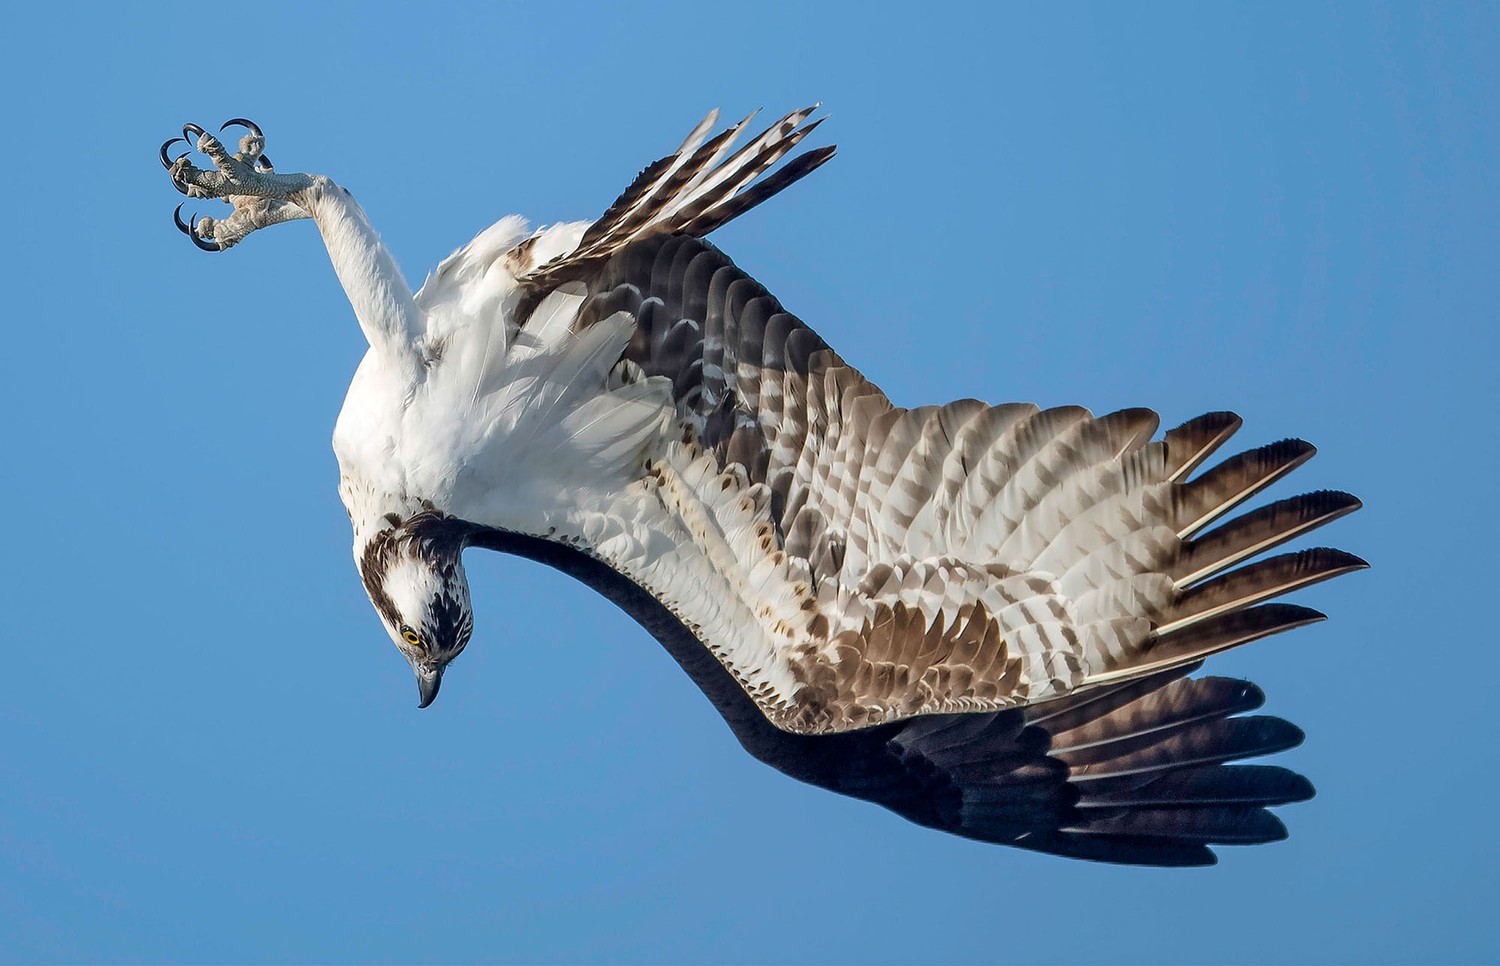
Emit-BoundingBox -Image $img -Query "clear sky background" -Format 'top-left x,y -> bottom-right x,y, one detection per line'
1,2 -> 1496,963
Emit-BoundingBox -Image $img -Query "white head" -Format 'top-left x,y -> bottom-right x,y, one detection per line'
357,509 -> 475,707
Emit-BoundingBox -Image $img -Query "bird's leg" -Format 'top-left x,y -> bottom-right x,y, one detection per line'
160,117 -> 424,354
160,120 -> 314,251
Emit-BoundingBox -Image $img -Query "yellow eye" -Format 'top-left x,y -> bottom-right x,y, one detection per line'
401,627 -> 422,646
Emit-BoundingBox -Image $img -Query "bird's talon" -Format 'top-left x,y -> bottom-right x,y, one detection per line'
166,156 -> 197,196
220,117 -> 263,138
221,119 -> 267,166
173,204 -> 221,252
160,117 -> 284,249
163,149 -> 194,196
159,136 -> 188,170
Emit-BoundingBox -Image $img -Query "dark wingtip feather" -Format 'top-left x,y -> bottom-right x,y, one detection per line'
1161,547 -> 1368,634
877,667 -> 1314,865
1071,805 -> 1290,844
1082,764 -> 1315,808
1164,411 -> 1243,479
1175,489 -> 1365,586
1330,548 -> 1371,572
1281,771 -> 1316,805
1147,603 -> 1327,670
1175,438 -> 1320,537
1013,832 -> 1220,866
1245,715 -> 1307,755
1049,676 -> 1270,766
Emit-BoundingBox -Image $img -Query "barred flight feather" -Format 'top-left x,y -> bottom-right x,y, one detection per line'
541,224 -> 1367,733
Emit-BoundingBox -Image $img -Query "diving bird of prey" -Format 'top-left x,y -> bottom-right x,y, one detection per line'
159,107 -> 1363,866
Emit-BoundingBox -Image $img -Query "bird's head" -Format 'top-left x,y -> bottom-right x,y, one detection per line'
357,509 -> 475,708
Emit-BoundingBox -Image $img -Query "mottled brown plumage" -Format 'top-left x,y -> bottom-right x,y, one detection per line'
555,231 -> 1363,736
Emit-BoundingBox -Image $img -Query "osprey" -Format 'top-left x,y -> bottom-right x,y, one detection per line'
160,108 -> 1364,866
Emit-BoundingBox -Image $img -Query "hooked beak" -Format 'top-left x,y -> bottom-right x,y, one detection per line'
416,664 -> 444,709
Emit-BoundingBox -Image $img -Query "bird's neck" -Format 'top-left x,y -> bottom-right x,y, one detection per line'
342,479 -> 426,548
342,478 -> 476,554
295,177 -> 424,365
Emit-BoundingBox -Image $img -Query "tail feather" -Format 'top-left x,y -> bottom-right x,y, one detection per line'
571,120 -> 739,256
669,106 -> 816,219
523,107 -> 833,291
678,143 -> 838,238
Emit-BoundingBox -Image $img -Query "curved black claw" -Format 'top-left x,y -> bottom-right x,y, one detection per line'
173,204 -> 221,253
160,136 -> 191,194
222,118 -> 272,171
159,136 -> 186,170
220,117 -> 263,138
182,123 -> 207,146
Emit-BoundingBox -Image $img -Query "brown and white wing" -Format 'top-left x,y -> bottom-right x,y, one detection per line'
526,230 -> 1363,736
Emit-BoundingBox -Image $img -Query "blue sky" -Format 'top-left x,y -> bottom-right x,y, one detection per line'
2,1 -> 1496,962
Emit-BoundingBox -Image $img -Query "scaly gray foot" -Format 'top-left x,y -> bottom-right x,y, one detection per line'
159,119 -> 311,251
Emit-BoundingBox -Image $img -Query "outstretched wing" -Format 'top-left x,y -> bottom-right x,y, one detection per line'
422,108 -> 1362,861
465,111 -> 1362,737
527,232 -> 1363,735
